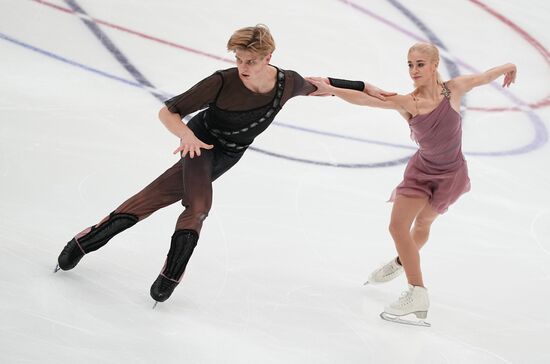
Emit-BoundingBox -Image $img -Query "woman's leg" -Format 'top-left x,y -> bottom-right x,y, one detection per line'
389,195 -> 429,287
392,202 -> 439,268
411,203 -> 439,249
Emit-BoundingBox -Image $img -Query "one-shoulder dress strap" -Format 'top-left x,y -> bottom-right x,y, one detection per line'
441,82 -> 451,99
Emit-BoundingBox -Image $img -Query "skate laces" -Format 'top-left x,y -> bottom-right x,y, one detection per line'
394,289 -> 414,307
380,259 -> 400,276
400,290 -> 411,299
383,263 -> 397,274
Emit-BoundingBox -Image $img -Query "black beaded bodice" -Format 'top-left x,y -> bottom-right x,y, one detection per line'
203,68 -> 285,151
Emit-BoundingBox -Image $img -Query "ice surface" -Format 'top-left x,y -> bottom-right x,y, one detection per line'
1,0 -> 550,363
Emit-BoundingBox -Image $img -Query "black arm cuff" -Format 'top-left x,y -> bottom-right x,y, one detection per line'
328,78 -> 365,91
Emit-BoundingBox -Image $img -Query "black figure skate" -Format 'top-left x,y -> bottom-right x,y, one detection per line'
150,229 -> 198,308
55,212 -> 138,272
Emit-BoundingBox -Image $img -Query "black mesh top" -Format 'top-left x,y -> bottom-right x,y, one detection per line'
164,66 -> 315,151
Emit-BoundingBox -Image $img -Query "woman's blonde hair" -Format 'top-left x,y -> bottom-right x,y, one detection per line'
227,24 -> 276,58
408,42 -> 443,84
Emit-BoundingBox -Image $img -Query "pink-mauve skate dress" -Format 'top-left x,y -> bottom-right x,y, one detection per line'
390,91 -> 471,213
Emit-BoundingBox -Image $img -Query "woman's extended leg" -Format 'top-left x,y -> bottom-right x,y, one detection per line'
381,195 -> 433,323
366,202 -> 438,284
389,195 -> 429,287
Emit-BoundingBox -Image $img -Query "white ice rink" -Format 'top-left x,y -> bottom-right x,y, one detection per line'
1,0 -> 550,363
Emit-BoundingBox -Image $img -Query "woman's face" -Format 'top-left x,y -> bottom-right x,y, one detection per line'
234,49 -> 271,81
407,50 -> 437,87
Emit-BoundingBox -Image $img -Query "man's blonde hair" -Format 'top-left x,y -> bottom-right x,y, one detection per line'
227,24 -> 276,57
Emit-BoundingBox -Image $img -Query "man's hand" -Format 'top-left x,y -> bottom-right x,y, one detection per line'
173,130 -> 213,158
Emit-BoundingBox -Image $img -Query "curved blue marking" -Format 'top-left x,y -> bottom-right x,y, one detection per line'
248,146 -> 412,168
4,0 -> 547,165
386,0 -> 547,156
272,121 -> 416,150
250,0 -> 547,164
0,32 -> 143,88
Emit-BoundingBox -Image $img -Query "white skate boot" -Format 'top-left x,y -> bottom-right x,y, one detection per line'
364,258 -> 403,285
380,284 -> 430,327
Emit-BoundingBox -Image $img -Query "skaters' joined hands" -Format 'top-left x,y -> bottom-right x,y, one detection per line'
306,77 -> 333,96
173,131 -> 213,158
306,77 -> 396,100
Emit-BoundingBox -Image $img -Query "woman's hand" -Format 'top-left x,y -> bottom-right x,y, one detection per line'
306,77 -> 334,96
364,83 -> 397,100
502,64 -> 517,87
173,130 -> 213,158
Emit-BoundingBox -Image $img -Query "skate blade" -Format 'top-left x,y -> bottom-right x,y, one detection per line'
380,312 -> 431,327
152,301 -> 159,309
53,264 -> 61,273
363,277 -> 385,286
363,280 -> 383,286
363,278 -> 378,285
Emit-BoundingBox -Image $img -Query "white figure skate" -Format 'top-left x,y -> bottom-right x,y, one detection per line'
364,258 -> 403,285
380,284 -> 430,327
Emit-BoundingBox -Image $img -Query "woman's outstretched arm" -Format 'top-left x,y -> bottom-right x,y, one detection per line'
448,63 -> 517,96
306,76 -> 409,119
308,77 -> 396,100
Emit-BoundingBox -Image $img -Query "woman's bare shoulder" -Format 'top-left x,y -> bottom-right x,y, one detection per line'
387,94 -> 413,106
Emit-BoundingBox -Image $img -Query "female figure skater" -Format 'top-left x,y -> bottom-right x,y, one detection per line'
55,24 -> 393,306
308,42 -> 517,325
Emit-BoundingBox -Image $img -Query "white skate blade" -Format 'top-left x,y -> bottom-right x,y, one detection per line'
363,279 -> 382,286
380,312 -> 431,327
53,264 -> 61,273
